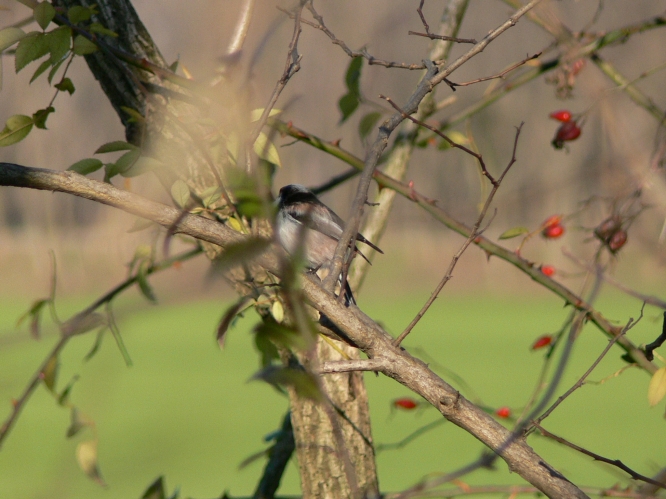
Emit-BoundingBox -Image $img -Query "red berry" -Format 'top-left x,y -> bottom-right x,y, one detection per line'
594,217 -> 622,243
542,224 -> 565,239
540,265 -> 555,276
549,110 -> 572,122
495,407 -> 511,418
393,398 -> 418,410
608,229 -> 627,253
552,121 -> 582,149
531,335 -> 553,350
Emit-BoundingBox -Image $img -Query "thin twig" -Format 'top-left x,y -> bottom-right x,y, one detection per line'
408,31 -> 477,44
382,95 -> 497,185
287,5 -> 428,70
227,0 -> 256,56
563,248 -> 666,309
451,52 -> 541,87
535,423 -> 666,488
249,2 -> 305,152
532,308 -> 643,426
270,120 -> 656,373
394,123 -> 524,347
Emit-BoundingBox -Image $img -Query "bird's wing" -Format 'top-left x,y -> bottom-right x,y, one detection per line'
286,202 -> 344,240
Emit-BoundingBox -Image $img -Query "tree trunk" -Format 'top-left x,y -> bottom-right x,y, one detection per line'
55,1 -> 380,496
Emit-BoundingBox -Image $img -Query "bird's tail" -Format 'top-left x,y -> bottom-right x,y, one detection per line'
342,279 -> 355,307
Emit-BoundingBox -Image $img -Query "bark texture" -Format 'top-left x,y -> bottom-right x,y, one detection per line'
52,2 -> 380,497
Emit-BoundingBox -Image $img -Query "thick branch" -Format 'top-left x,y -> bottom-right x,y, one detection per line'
0,163 -> 589,498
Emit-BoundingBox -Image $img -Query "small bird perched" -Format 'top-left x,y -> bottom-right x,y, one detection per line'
275,184 -> 383,305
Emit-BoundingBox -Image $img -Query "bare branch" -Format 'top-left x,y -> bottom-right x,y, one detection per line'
533,310 -> 642,427
381,95 -> 497,185
394,124 -> 523,347
0,162 -> 590,497
250,2 -> 305,149
535,423 -> 666,489
318,358 -> 387,374
450,52 -> 541,87
271,120 -> 656,374
408,31 -> 477,44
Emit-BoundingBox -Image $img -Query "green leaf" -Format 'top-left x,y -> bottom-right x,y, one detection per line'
254,334 -> 279,368
200,185 -> 221,208
170,179 -> 190,208
253,132 -> 281,167
120,106 -> 144,123
66,407 -> 87,437
359,111 -> 382,140
29,58 -> 51,83
16,298 -> 49,339
141,476 -> 167,499
55,77 -> 75,94
0,27 -> 26,52
648,366 -> 666,407
42,353 -> 59,392
113,148 -> 141,174
344,56 -> 363,94
88,22 -> 118,38
250,366 -> 322,401
47,57 -> 66,84
58,375 -> 79,406
46,26 -> 72,64
136,262 -> 157,303
34,2 -> 56,30
0,114 -> 34,147
32,106 -> 54,129
338,92 -> 359,124
122,155 -> 162,177
76,439 -> 106,486
15,32 -> 50,72
338,56 -> 363,123
84,328 -> 105,362
68,158 -> 104,175
72,35 -> 97,55
107,303 -> 132,366
95,140 -> 137,154
255,319 -> 314,351
216,296 -> 252,349
67,5 -> 93,24
499,226 -> 530,240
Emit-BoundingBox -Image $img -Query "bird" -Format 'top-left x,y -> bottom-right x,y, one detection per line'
275,184 -> 383,305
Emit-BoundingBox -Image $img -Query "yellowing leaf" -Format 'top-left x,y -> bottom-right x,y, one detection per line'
227,217 -> 243,232
253,132 -> 281,167
0,114 -> 34,147
42,353 -> 58,392
170,179 -> 190,208
648,366 -> 666,407
0,27 -> 26,52
271,300 -> 284,323
76,440 -> 105,485
250,108 -> 282,122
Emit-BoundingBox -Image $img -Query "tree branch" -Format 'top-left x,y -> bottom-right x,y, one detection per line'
0,162 -> 589,497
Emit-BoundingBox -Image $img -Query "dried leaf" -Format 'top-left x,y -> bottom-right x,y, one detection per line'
648,366 -> 666,407
76,439 -> 105,485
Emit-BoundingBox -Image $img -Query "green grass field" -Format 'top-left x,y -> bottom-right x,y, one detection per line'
1,287 -> 665,499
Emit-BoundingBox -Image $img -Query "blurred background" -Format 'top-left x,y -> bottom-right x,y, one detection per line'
1,0 -> 666,498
